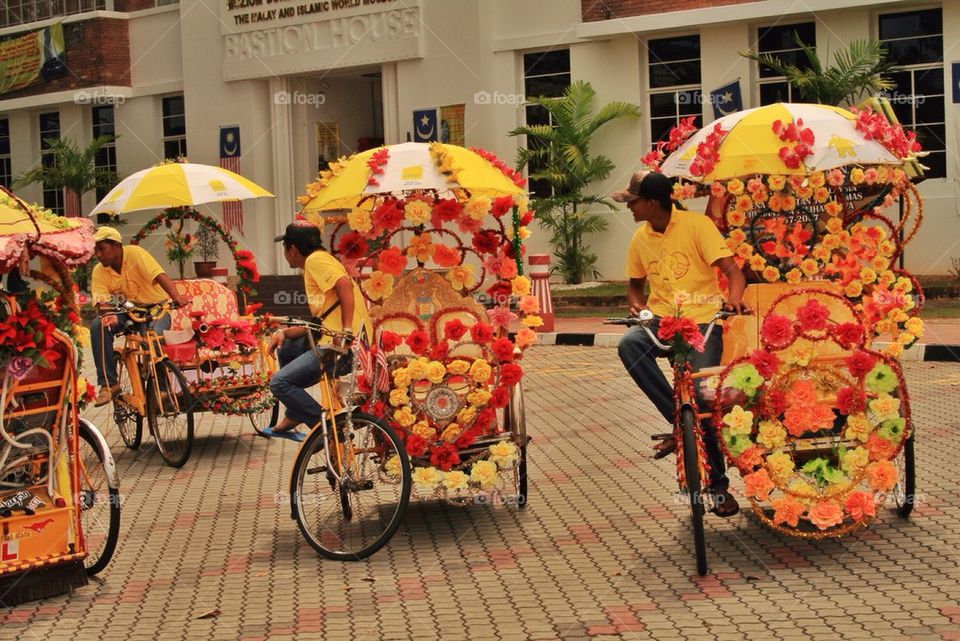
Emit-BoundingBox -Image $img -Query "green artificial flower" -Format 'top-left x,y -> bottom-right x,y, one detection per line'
729,363 -> 764,395
800,457 -> 846,487
724,432 -> 752,458
877,417 -> 906,442
865,363 -> 898,394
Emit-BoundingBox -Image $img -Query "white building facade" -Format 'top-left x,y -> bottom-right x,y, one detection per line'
1,0 -> 957,278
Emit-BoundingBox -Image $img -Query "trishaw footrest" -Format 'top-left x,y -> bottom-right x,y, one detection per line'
0,559 -> 87,606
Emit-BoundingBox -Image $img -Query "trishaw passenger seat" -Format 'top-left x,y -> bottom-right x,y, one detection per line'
161,279 -> 241,362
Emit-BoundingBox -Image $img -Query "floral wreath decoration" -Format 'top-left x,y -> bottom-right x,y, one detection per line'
642,108 -> 925,359
131,208 -> 261,300
295,145 -> 540,498
711,289 -> 911,538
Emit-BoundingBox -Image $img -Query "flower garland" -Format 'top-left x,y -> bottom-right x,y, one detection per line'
297,155 -> 353,207
772,118 -> 815,169
131,208 -> 261,298
642,116 -> 698,170
712,289 -> 911,538
191,373 -> 273,415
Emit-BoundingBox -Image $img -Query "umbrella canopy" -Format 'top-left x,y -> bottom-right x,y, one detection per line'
660,103 -> 903,181
90,162 -> 274,216
302,142 -> 525,212
0,190 -> 94,272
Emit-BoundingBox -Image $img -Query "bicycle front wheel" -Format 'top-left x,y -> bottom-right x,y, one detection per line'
77,419 -> 120,576
291,411 -> 411,561
111,350 -> 142,450
147,359 -> 195,468
893,434 -> 916,518
680,407 -> 708,576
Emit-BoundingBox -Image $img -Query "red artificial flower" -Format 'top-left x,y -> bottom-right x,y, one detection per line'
405,434 -> 428,457
835,386 -> 866,415
499,362 -> 523,387
372,199 -> 403,230
444,319 -> 468,341
201,326 -> 227,350
337,231 -> 368,259
490,337 -> 515,362
475,408 -> 497,430
490,196 -> 514,217
430,444 -> 461,471
432,198 -> 462,223
761,313 -> 795,349
432,244 -> 461,268
845,491 -> 876,523
519,210 -> 534,227
429,341 -> 449,361
485,281 -> 513,307
469,322 -> 495,345
490,385 -> 510,408
472,230 -> 500,255
405,330 -> 430,355
749,349 -> 780,379
845,350 -> 878,378
832,322 -> 865,349
380,330 -> 402,352
796,299 -> 830,332
244,303 -> 263,315
377,247 -> 407,276
455,426 -> 481,449
761,388 -> 787,419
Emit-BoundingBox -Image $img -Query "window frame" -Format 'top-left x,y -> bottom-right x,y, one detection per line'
0,117 -> 11,190
161,94 -> 187,161
92,104 -> 117,202
752,21 -> 817,106
38,111 -> 63,214
521,48 -> 571,198
645,33 -> 703,146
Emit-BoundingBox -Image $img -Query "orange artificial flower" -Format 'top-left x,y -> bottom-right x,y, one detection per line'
362,271 -> 395,301
865,459 -> 897,492
771,496 -> 805,527
808,500 -> 844,530
432,244 -> 461,268
845,491 -> 876,523
406,232 -> 434,263
744,469 -> 775,501
377,247 -> 407,276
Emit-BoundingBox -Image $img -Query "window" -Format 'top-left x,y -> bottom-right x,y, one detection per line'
0,119 -> 11,190
879,8 -> 945,178
162,95 -> 187,160
754,22 -> 816,106
39,112 -> 63,214
316,122 -> 340,171
92,105 -> 117,202
523,49 -> 571,198
647,35 -> 702,145
1,0 -> 105,29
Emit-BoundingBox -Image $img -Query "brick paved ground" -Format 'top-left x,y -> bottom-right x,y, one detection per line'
2,347 -> 959,640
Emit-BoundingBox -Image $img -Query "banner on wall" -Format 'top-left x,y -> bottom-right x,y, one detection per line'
439,104 -> 465,146
0,23 -> 67,96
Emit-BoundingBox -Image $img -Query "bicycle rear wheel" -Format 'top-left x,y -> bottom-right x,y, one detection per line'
291,411 -> 411,561
680,407 -> 708,576
77,419 -> 120,576
111,350 -> 142,450
147,360 -> 195,468
893,435 -> 916,518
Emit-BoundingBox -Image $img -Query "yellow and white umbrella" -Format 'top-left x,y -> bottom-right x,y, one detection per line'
660,102 -> 905,181
89,162 -> 273,216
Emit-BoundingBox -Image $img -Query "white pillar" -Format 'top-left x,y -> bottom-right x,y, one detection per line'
269,76 -> 295,275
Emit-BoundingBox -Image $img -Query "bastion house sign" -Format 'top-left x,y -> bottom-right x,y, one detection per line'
221,0 -> 422,80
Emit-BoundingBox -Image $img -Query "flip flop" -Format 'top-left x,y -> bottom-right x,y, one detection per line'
258,426 -> 306,442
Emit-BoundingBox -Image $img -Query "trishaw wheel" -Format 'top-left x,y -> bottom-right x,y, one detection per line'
680,407 -> 708,576
507,382 -> 529,508
77,419 -> 120,576
112,350 -> 142,450
147,360 -> 195,468
249,400 -> 280,436
290,411 -> 411,561
893,435 -> 916,518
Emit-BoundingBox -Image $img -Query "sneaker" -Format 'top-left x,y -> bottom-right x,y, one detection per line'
94,384 -> 121,407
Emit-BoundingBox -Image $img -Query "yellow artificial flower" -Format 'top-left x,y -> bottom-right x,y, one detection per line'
841,447 -> 869,475
489,441 -> 519,469
894,277 -> 914,293
822,234 -> 840,251
729,208 -> 748,227
768,175 -> 786,191
878,271 -> 897,288
385,455 -> 402,479
788,479 -> 818,499
766,451 -> 795,481
512,276 -> 531,296
348,207 -> 372,233
412,421 -> 435,439
824,201 -> 843,217
869,394 -> 901,423
905,317 -> 924,337
813,187 -> 830,203
412,467 -> 440,492
800,258 -> 819,276
879,240 -> 897,257
727,178 -> 745,195
440,423 -> 461,443
871,255 -> 891,272
883,342 -> 904,358
518,226 -> 532,241
757,420 -> 787,450
389,388 -> 410,407
426,361 -> 447,384
446,360 -> 470,376
850,167 -> 865,184
808,171 -> 826,188
465,195 -> 492,220
749,255 -> 767,271
844,413 -> 872,442
826,217 -> 844,234
467,388 -> 492,407
393,367 -> 411,388
443,470 -> 469,492
844,280 -> 863,298
393,407 -> 416,427
786,268 -> 803,285
362,271 -> 395,301
457,406 -> 477,425
76,327 -> 91,349
521,315 -> 544,328
722,406 -> 754,436
736,243 -> 754,259
784,341 -> 814,366
859,268 -> 877,285
469,359 -> 492,384
404,199 -> 432,226
406,232 -> 434,263
406,357 -> 429,381
470,460 -> 499,489
729,229 -> 747,245
762,266 -> 781,282
811,246 -> 830,262
446,264 -> 477,290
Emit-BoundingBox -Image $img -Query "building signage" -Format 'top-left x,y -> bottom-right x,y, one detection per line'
0,23 -> 67,96
222,0 -> 421,80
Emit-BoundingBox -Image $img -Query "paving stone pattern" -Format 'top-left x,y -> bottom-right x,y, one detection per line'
1,348 -> 959,640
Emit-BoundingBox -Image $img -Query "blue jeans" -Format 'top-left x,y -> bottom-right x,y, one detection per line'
91,312 -> 171,387
270,336 -> 352,429
617,317 -> 728,490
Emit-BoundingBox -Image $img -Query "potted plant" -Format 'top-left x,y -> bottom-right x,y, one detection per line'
165,228 -> 196,280
193,223 -> 219,278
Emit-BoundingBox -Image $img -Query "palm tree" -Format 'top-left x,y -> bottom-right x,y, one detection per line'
741,34 -> 898,107
510,81 -> 640,283
14,135 -> 117,216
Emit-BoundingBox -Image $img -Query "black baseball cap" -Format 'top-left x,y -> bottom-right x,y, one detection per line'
611,171 -> 673,204
274,220 -> 322,244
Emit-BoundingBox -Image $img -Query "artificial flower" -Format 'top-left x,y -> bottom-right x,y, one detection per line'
426,361 -> 447,384
511,276 -> 532,297
469,359 -> 492,384
457,406 -> 477,425
865,459 -> 897,491
771,496 -> 805,527
499,362 -> 523,386
518,295 -> 540,314
446,264 -> 477,290
393,367 -> 411,388
412,466 -> 440,491
405,330 -> 430,356
404,199 -> 433,226
380,330 -> 403,352
845,492 -> 876,523
761,314 -> 795,349
736,446 -> 764,470
446,359 -> 470,376
489,441 -> 519,468
729,363 -> 764,395
844,413 -> 872,442
393,407 -> 416,427
385,455 -> 402,479
866,433 -> 898,461
766,451 -> 795,481
445,319 -> 468,341
491,337 -> 515,362
469,322 -> 495,345
835,386 -> 866,415
865,363 -> 898,394
878,417 -> 906,443
489,386 -> 510,409
521,315 -> 544,328
412,421 -> 435,440
432,244 -> 461,268
724,432 -> 752,458
464,196 -> 492,220
841,446 -> 869,474
429,341 -> 449,361
845,350 -> 877,378
749,349 -> 780,379
407,232 -> 435,263
389,388 -> 410,407
783,341 -> 814,366
490,195 -> 515,217
744,470 -> 775,501
467,388 -> 492,407
363,271 -> 395,301
757,419 -> 787,450
808,500 -> 844,530
443,470 -> 469,493
430,443 -> 461,471
722,405 -> 754,436
470,460 -> 499,489
347,207 -> 373,233
796,299 -> 830,331
440,423 -> 462,443
488,306 -> 518,329
868,394 -> 900,423
515,327 -> 538,349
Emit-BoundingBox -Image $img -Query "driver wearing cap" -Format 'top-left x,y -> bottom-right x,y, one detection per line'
263,221 -> 371,441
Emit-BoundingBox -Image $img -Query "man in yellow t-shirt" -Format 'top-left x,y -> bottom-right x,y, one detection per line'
613,171 -> 748,517
263,221 -> 371,441
90,226 -> 190,405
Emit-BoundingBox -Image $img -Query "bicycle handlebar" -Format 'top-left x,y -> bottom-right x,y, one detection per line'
604,309 -> 742,352
275,316 -> 353,355
97,300 -> 180,326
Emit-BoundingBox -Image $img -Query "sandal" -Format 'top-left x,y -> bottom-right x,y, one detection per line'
258,426 -> 306,442
710,488 -> 740,518
651,433 -> 676,460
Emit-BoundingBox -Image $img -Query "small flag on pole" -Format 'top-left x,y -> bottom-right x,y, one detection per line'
219,126 -> 244,236
710,80 -> 743,119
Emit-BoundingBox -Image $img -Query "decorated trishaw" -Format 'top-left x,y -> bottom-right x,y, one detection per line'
90,162 -> 279,467
1,187 -> 119,604
285,142 -> 540,558
629,102 -> 923,573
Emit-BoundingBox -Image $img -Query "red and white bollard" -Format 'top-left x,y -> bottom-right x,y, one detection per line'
528,254 -> 554,333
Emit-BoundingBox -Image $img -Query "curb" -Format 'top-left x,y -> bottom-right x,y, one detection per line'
537,333 -> 960,363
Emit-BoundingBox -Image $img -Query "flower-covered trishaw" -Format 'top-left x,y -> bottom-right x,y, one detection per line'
91,162 -> 279,467
289,142 -> 540,558
1,188 -> 120,604
632,102 -> 923,574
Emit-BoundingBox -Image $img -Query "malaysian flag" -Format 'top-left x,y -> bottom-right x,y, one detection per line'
355,329 -> 391,394
219,126 -> 244,235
